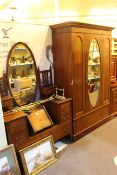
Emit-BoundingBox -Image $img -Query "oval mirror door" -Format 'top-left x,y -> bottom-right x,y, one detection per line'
88,39 -> 100,106
7,42 -> 37,106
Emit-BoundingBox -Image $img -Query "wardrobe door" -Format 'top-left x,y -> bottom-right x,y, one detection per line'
72,33 -> 84,119
84,34 -> 110,112
102,37 -> 111,104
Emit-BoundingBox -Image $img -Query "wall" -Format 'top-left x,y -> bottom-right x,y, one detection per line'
0,21 -> 52,148
0,96 -> 7,148
0,22 -> 52,75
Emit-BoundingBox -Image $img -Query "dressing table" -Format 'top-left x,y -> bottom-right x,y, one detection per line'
2,42 -> 72,151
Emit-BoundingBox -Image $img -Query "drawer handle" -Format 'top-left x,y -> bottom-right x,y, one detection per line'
15,135 -> 24,141
13,125 -> 17,128
63,115 -> 69,120
64,128 -> 69,132
13,124 -> 22,128
15,137 -> 18,141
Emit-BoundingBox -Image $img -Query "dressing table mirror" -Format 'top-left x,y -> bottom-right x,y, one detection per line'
6,42 -> 37,107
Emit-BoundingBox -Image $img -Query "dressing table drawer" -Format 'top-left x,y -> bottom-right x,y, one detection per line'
45,98 -> 72,124
51,121 -> 72,141
7,118 -> 27,134
2,96 -> 14,110
60,102 -> 71,113
4,111 -> 29,146
8,130 -> 28,145
61,121 -> 72,136
60,111 -> 71,122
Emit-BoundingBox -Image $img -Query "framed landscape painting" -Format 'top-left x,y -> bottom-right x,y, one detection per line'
0,144 -> 21,175
19,135 -> 57,175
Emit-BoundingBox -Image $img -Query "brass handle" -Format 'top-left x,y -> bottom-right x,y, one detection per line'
15,135 -> 24,141
66,115 -> 69,118
63,115 -> 69,120
70,80 -> 73,86
15,137 -> 18,141
64,128 -> 69,132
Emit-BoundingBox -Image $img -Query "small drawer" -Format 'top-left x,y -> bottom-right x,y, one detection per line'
50,122 -> 72,141
7,118 -> 26,134
112,99 -> 117,104
8,130 -> 28,145
60,102 -> 71,113
62,122 -> 72,136
111,87 -> 117,92
112,91 -> 117,97
2,100 -> 14,110
60,111 -> 71,122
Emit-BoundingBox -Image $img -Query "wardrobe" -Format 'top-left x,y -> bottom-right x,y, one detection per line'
50,22 -> 114,141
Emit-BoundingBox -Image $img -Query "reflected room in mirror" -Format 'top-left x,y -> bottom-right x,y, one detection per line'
6,42 -> 37,107
88,39 -> 101,107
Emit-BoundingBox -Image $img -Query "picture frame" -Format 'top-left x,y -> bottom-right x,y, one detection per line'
0,144 -> 21,175
19,135 -> 57,175
28,105 -> 53,133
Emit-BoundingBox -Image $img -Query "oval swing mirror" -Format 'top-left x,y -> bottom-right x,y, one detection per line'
88,39 -> 101,106
7,42 -> 37,106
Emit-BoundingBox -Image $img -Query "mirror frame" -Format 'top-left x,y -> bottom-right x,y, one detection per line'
6,42 -> 38,106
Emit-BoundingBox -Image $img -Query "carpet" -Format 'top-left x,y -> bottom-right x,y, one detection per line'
40,117 -> 117,175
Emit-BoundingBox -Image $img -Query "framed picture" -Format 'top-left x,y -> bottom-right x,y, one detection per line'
0,144 -> 21,175
19,135 -> 57,175
28,105 -> 53,133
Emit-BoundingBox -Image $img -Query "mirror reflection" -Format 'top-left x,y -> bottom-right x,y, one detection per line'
7,42 -> 37,106
88,39 -> 100,106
